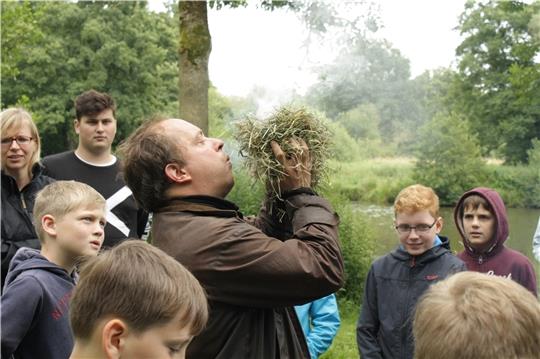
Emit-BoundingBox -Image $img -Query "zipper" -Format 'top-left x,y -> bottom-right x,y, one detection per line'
20,192 -> 27,210
410,256 -> 416,267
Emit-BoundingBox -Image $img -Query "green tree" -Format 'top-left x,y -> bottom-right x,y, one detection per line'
306,36 -> 427,150
414,113 -> 487,204
336,103 -> 380,141
453,0 -> 540,163
1,1 -> 179,156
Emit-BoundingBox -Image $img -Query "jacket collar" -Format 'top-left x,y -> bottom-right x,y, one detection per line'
391,236 -> 451,264
157,195 -> 243,218
1,163 -> 45,192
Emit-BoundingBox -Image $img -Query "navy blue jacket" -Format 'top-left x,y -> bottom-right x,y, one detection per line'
1,248 -> 76,359
356,237 -> 466,359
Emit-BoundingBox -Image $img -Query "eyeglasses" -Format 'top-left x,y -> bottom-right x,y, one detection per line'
1,136 -> 34,148
395,219 -> 437,234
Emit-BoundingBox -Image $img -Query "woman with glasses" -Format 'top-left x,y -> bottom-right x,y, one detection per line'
1,108 -> 54,291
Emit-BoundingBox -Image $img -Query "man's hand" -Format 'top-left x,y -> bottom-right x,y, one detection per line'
271,137 -> 312,193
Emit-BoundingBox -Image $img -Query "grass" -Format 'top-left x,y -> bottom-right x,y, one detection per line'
327,158 -> 414,205
320,300 -> 359,359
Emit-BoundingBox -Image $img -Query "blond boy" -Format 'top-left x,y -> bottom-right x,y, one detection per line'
69,240 -> 208,359
1,181 -> 106,359
414,271 -> 540,359
357,184 -> 466,359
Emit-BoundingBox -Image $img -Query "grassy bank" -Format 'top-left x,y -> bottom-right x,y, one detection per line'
320,300 -> 359,359
328,158 -> 540,208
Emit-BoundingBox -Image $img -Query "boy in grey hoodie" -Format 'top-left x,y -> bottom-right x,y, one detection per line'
1,181 -> 106,359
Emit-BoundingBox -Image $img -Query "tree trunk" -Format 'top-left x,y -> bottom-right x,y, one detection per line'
178,1 -> 211,134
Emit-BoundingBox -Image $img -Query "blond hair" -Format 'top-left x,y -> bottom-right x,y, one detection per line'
1,108 -> 41,177
394,184 -> 439,218
413,271 -> 540,359
33,181 -> 106,242
70,240 -> 208,339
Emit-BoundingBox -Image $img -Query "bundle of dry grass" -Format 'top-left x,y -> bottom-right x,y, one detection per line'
235,106 -> 332,201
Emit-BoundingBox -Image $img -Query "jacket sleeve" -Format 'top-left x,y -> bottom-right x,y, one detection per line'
188,193 -> 344,307
356,267 -> 383,359
1,276 -> 43,358
304,294 -> 340,359
533,217 -> 540,263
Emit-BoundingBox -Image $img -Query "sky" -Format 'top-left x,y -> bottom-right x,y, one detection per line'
149,0 -> 467,98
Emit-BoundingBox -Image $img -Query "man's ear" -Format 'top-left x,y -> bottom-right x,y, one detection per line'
102,319 -> 128,359
41,214 -> 57,237
74,119 -> 80,135
165,163 -> 191,184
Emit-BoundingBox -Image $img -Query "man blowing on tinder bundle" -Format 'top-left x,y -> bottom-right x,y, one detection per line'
119,117 -> 344,359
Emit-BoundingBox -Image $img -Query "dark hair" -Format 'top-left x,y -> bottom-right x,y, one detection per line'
460,194 -> 493,218
118,117 -> 184,212
75,90 -> 116,120
70,241 -> 208,339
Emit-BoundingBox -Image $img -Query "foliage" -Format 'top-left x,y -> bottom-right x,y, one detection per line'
328,159 -> 413,205
319,300 -> 359,359
336,104 -> 380,141
452,0 -> 540,163
306,36 -> 429,151
486,164 -> 540,208
326,122 -> 362,162
1,1 -> 178,156
226,166 -> 265,216
527,138 -> 540,167
321,187 -> 376,304
208,85 -> 257,140
413,113 -> 487,205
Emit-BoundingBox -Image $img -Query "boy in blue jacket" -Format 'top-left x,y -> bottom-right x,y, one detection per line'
1,181 -> 106,359
356,184 -> 465,359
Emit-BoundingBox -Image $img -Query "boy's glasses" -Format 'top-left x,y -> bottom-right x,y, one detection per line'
395,219 -> 437,234
1,136 -> 34,148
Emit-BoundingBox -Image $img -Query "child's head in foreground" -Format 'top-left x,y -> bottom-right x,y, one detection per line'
69,240 -> 209,359
33,181 -> 106,261
413,271 -> 540,359
393,184 -> 443,256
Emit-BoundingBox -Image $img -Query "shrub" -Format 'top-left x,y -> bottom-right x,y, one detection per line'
320,184 -> 376,304
414,113 -> 487,205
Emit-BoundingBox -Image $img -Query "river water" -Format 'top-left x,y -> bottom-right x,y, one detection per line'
353,203 -> 540,289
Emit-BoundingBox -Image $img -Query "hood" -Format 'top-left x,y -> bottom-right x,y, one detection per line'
453,187 -> 508,254
4,247 -> 71,287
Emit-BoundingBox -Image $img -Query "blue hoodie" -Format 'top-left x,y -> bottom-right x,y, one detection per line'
295,294 -> 340,358
1,248 -> 76,359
